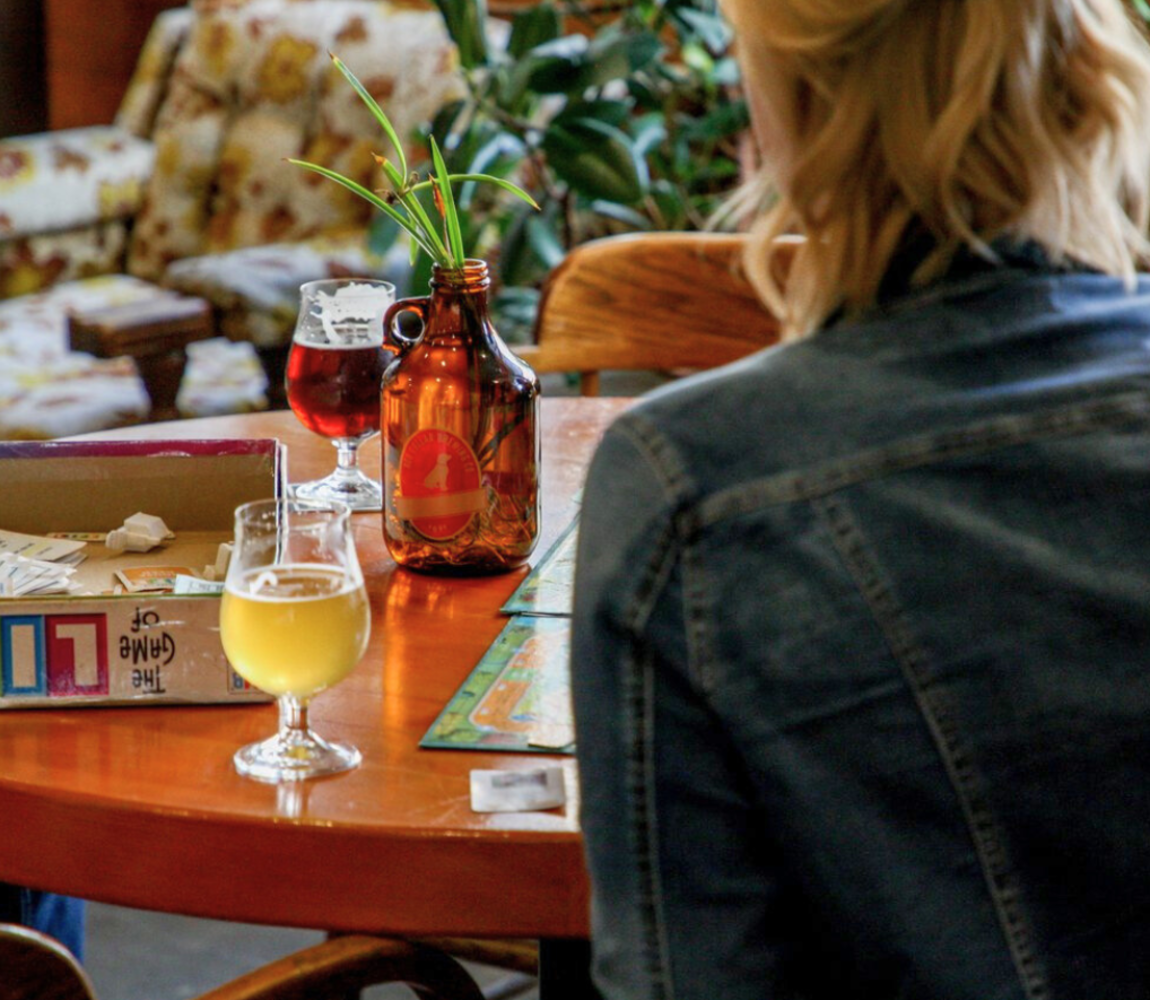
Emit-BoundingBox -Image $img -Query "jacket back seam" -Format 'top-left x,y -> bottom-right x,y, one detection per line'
619,638 -> 674,1000
698,391 -> 1150,526
813,491 -> 1052,1000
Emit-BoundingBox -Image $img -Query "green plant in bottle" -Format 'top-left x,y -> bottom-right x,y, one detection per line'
291,55 -> 542,575
289,55 -> 539,272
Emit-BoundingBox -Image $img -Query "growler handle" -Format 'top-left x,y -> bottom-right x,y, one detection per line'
383,296 -> 429,353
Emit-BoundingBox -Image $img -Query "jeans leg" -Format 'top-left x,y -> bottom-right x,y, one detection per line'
0,883 -> 86,962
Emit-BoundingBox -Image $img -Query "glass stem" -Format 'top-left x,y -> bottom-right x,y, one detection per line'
334,437 -> 360,477
278,694 -> 312,744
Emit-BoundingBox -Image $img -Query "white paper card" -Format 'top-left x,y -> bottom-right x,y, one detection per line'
173,575 -> 225,595
0,529 -> 86,562
470,767 -> 567,813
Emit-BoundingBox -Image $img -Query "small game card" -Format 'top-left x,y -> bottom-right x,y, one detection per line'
173,574 -> 225,595
46,531 -> 108,543
114,566 -> 198,594
470,766 -> 567,813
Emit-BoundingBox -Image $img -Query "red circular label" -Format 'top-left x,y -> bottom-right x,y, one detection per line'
397,428 -> 484,540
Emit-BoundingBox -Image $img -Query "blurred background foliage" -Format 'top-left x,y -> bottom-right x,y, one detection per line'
376,0 -> 1150,340
370,0 -> 749,340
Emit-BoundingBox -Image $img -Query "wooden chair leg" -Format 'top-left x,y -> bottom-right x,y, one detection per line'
411,937 -> 538,976
194,935 -> 486,1000
578,372 -> 600,396
414,937 -> 539,1000
539,939 -> 602,1000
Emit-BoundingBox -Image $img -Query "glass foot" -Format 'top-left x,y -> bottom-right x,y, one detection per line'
234,728 -> 362,783
293,471 -> 382,512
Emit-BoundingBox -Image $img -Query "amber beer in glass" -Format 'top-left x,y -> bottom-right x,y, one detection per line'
286,278 -> 395,511
286,339 -> 387,439
381,260 -> 540,575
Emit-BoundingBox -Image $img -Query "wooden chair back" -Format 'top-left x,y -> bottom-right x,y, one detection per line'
0,924 -> 97,1000
516,232 -> 791,395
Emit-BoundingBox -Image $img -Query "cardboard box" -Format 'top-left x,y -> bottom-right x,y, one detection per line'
0,439 -> 284,709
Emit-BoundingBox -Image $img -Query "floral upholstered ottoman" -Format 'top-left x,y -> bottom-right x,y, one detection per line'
0,275 -> 265,439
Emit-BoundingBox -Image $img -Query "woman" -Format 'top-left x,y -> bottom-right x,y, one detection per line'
571,2 -> 1150,999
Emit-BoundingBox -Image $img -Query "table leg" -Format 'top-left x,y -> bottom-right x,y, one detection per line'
133,347 -> 188,423
538,938 -> 603,1000
68,296 -> 213,424
256,343 -> 290,410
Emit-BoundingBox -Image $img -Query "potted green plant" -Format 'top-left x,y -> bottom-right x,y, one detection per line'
402,0 -> 748,338
290,55 -> 538,273
291,56 -> 544,576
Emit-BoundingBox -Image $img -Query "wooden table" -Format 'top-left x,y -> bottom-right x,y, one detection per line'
0,399 -> 628,949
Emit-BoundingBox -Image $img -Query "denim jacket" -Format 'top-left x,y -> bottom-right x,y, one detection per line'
571,246 -> 1150,1000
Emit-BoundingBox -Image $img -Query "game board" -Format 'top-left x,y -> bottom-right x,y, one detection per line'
420,615 -> 575,753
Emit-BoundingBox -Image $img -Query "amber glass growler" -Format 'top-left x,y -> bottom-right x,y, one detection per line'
381,260 -> 540,574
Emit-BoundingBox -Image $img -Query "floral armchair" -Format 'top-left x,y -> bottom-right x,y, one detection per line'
0,0 -> 466,437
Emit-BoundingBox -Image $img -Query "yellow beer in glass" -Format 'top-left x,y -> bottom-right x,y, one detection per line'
220,499 -> 368,782
221,566 -> 369,698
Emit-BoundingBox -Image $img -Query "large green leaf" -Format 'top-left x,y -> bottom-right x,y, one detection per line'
525,213 -> 566,269
458,132 -> 527,208
492,286 -> 542,345
427,99 -> 467,152
522,36 -> 593,94
508,3 -> 562,59
500,202 -> 554,287
712,56 -> 742,87
680,100 -> 750,141
588,200 -> 653,230
631,114 -> 668,158
673,9 -> 732,52
649,179 -> 688,230
622,30 -> 663,73
430,0 -> 489,69
553,99 -> 632,130
525,30 -> 658,95
541,118 -> 648,203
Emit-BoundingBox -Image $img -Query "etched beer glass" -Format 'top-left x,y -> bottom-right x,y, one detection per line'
220,498 -> 370,782
286,278 -> 395,511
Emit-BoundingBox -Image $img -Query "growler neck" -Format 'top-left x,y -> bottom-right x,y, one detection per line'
431,260 -> 491,294
423,260 -> 498,346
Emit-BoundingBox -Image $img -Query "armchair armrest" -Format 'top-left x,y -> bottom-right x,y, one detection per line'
0,126 -> 154,241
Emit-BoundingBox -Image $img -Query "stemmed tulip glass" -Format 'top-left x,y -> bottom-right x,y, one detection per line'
286,278 -> 395,511
220,498 -> 370,782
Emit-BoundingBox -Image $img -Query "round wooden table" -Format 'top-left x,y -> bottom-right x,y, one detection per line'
0,398 -> 627,942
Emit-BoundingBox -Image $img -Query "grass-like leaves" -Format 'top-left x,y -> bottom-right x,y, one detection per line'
288,54 -> 538,271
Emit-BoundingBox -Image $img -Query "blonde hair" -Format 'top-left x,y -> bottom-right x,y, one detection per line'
721,0 -> 1150,338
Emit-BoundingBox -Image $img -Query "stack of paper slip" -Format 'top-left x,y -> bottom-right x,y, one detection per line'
0,529 -> 88,564
0,552 -> 82,598
0,529 -> 90,597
